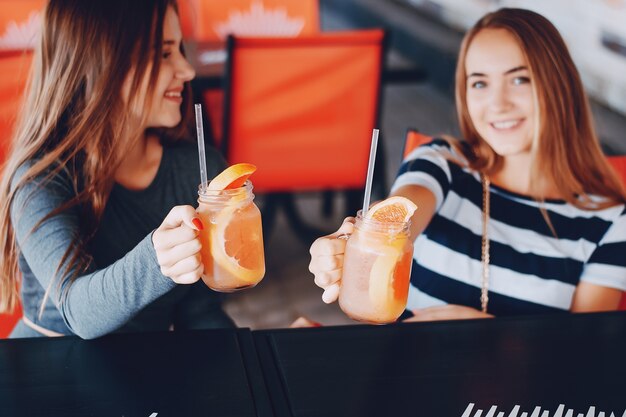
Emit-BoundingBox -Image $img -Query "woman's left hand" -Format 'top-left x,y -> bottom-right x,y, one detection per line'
404,304 -> 493,322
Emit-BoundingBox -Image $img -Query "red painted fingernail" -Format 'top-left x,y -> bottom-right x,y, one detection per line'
192,218 -> 204,230
312,321 -> 322,327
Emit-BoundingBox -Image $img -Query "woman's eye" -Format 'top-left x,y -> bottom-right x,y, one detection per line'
471,80 -> 486,89
512,76 -> 530,85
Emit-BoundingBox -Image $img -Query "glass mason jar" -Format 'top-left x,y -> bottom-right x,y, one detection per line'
339,211 -> 413,324
196,181 -> 265,292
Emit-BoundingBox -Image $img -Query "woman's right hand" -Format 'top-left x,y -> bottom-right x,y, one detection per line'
308,217 -> 354,304
152,205 -> 204,284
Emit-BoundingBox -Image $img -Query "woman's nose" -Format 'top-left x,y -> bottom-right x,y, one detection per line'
488,83 -> 512,112
176,57 -> 196,81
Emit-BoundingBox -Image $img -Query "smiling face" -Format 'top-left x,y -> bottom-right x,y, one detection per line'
124,6 -> 196,130
146,6 -> 195,128
465,28 -> 536,159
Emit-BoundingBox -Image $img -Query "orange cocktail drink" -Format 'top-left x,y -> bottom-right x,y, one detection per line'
339,197 -> 416,324
197,164 -> 265,292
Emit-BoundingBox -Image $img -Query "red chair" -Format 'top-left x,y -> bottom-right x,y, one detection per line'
606,156 -> 626,310
0,0 -> 44,46
401,130 -> 626,311
401,128 -> 432,160
0,45 -> 27,332
179,0 -> 319,42
608,156 -> 626,185
0,303 -> 21,339
0,0 -> 43,337
0,50 -> 33,162
179,0 -> 320,145
176,0 -> 195,40
222,29 -> 387,239
0,0 -> 42,158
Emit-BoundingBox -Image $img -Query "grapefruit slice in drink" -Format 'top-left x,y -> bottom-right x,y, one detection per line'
365,196 -> 417,223
368,238 -> 408,313
210,203 -> 265,286
208,163 -> 257,191
202,162 -> 264,288
366,196 -> 417,313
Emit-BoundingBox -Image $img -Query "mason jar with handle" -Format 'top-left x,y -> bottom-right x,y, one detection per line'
196,181 -> 265,292
339,211 -> 413,324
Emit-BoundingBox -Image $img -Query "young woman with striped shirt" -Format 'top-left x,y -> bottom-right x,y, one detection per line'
309,8 -> 626,321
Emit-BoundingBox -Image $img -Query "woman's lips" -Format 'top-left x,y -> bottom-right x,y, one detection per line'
490,118 -> 523,130
164,89 -> 183,103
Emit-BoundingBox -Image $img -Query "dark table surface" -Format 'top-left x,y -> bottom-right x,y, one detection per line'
0,328 -> 272,417
2,313 -> 625,417
253,312 -> 626,417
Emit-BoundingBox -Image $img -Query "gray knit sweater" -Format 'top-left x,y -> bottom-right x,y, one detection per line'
10,140 -> 233,339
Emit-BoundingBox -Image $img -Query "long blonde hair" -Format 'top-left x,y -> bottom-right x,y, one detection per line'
0,0 -> 193,313
454,8 -> 626,208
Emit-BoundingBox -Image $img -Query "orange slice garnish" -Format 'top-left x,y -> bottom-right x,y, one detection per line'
365,196 -> 416,313
210,203 -> 265,285
208,163 -> 257,191
365,196 -> 417,223
392,250 -> 413,302
368,236 -> 408,310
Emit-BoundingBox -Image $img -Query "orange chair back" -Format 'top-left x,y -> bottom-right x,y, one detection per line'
177,0 -> 196,40
607,156 -> 626,186
0,302 -> 22,339
0,51 -> 33,163
0,0 -> 44,49
0,0 -> 43,337
607,156 -> 626,310
402,128 -> 432,160
222,29 -> 386,192
0,51 -> 31,336
179,0 -> 319,42
184,0 -> 321,144
0,0 -> 43,162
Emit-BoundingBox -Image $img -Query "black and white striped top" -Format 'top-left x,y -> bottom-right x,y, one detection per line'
391,139 -> 626,315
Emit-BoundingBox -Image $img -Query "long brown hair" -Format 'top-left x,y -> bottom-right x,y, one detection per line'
454,8 -> 626,208
0,0 -> 193,313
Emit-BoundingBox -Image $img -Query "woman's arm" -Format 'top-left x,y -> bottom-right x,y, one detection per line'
309,183 -> 437,305
311,141 -> 454,304
390,184 -> 437,240
404,305 -> 493,322
11,167 -> 176,339
573,208 -> 626,312
389,138 -> 457,240
570,282 -> 622,312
